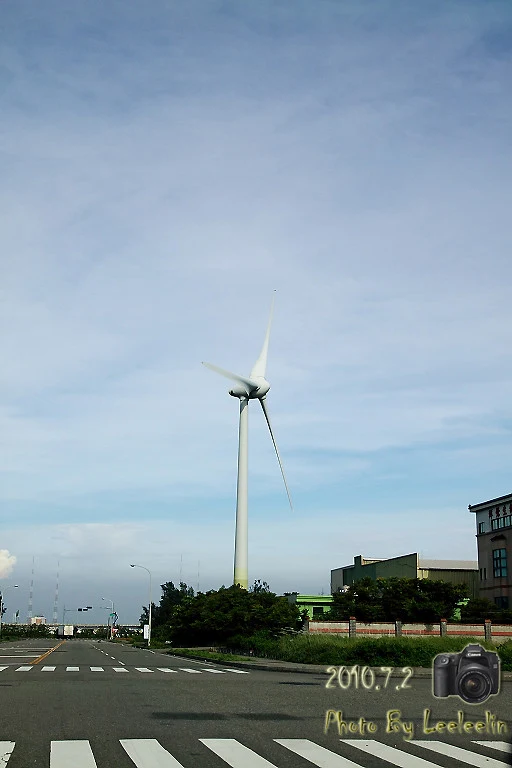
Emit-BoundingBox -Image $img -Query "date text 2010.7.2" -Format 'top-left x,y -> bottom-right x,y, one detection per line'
325,666 -> 413,692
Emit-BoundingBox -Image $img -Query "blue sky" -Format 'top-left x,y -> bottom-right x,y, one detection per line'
1,0 -> 512,624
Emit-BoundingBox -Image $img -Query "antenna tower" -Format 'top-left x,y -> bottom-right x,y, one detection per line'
27,556 -> 35,623
52,561 -> 60,624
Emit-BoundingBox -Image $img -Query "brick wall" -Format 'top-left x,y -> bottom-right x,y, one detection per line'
307,620 -> 512,644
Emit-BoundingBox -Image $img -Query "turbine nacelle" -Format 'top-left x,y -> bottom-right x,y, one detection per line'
228,377 -> 270,400
229,384 -> 250,398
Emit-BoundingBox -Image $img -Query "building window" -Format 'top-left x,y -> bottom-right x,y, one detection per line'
493,548 -> 508,578
494,596 -> 509,610
491,514 -> 511,531
478,522 -> 486,534
312,606 -> 324,617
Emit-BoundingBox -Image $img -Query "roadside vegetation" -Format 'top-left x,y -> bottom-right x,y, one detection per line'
0,624 -> 52,641
220,633 -> 512,671
136,579 -> 302,646
131,577 -> 512,670
330,577 -> 512,623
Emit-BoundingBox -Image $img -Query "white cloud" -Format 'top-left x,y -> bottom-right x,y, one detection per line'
0,550 -> 17,579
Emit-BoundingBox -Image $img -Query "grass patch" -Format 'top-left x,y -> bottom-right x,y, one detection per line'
170,648 -> 254,662
224,634 -> 512,670
128,639 -> 167,649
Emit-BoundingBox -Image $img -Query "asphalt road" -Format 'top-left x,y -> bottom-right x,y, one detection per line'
0,638 -> 511,767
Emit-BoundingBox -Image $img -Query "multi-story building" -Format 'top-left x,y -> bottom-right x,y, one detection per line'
469,493 -> 511,609
331,553 -> 478,597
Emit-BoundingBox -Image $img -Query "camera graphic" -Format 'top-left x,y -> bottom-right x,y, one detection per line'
433,644 -> 500,704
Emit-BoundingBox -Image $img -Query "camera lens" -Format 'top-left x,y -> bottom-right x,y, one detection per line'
457,670 -> 492,703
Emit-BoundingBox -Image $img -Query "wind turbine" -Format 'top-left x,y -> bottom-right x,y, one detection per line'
203,293 -> 293,589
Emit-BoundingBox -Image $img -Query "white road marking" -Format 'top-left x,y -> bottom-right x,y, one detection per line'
110,656 -> 116,659
0,655 -> 39,658
113,668 -> 128,673
276,739 -> 364,766
201,739 -> 279,767
0,741 -> 15,765
41,666 -> 56,672
0,667 -> 8,672
121,738 -> 186,767
50,740 -> 98,767
0,738 -> 507,767
157,668 -> 178,673
90,667 -> 104,672
66,667 -> 80,671
178,668 -> 202,674
343,739 -> 452,766
15,666 -> 33,672
134,667 -> 153,673
200,668 -> 226,674
473,742 -> 511,753
223,668 -> 249,674
414,740 -> 510,767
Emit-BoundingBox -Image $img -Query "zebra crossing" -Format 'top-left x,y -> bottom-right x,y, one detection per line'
0,665 -> 249,675
0,738 -> 509,766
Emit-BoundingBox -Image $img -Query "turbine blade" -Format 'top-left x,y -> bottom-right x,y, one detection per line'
259,397 -> 293,511
202,362 -> 259,391
250,291 -> 276,379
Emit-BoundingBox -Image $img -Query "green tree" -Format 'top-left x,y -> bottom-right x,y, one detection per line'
139,581 -> 195,633
461,597 -> 512,624
250,579 -> 271,593
330,578 -> 383,622
331,578 -> 467,623
169,584 -> 302,645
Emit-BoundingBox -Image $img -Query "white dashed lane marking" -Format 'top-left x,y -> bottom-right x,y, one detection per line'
1,665 -> 250,676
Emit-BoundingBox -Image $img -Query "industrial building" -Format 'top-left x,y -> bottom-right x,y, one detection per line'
331,553 -> 478,598
469,492 -> 511,609
284,593 -> 333,619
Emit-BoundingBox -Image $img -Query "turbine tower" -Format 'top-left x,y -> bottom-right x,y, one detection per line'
203,293 -> 292,589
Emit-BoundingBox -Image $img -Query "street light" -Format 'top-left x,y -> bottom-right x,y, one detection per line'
0,585 -> 19,638
130,564 -> 152,647
101,597 -> 115,640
